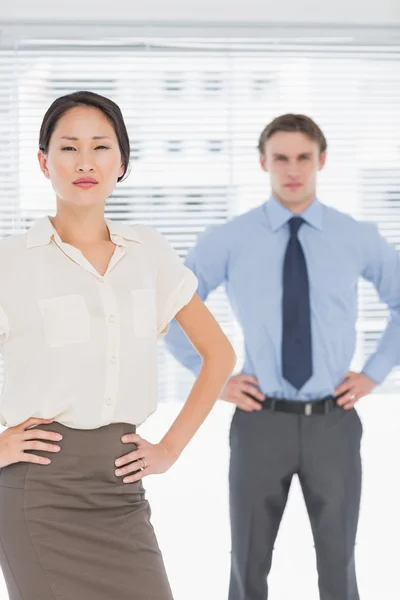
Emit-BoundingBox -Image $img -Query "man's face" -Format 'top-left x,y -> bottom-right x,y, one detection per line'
260,131 -> 326,208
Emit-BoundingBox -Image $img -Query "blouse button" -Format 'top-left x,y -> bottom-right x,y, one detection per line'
110,356 -> 117,365
105,397 -> 112,406
109,315 -> 116,323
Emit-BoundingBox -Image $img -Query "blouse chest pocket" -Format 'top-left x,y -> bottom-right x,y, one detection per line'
131,289 -> 157,338
39,295 -> 91,348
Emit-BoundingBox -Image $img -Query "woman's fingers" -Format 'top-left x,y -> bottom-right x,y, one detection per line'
116,442 -> 175,483
23,429 -> 63,442
19,417 -> 55,431
121,433 -> 142,444
122,471 -> 145,484
115,458 -> 145,478
19,453 -> 52,465
22,440 -> 61,453
115,450 -> 143,468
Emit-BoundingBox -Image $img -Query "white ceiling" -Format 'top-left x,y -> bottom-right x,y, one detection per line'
0,0 -> 399,25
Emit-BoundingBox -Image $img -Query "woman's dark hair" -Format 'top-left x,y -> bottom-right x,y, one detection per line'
39,91 -> 130,182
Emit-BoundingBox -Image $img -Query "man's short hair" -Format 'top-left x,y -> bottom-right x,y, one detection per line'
258,114 -> 327,155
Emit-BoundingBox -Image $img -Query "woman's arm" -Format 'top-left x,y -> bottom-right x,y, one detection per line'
159,293 -> 236,458
115,294 -> 236,482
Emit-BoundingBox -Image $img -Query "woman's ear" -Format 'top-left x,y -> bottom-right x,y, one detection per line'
37,150 -> 51,179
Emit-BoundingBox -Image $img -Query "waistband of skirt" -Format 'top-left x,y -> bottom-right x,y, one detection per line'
30,421 -> 137,456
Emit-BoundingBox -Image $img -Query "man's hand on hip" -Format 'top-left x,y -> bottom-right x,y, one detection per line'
221,374 -> 265,412
335,371 -> 376,410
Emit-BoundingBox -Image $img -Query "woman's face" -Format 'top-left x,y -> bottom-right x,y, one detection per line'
38,105 -> 125,209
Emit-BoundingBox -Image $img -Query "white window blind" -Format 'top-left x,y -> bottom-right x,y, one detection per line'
1,26 -> 400,399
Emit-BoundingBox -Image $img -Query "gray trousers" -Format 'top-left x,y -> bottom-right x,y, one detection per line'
228,405 -> 363,600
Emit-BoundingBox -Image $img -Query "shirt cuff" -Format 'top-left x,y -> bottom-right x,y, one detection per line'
362,353 -> 396,385
158,269 -> 198,337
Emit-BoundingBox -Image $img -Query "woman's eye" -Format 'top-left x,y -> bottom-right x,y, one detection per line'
61,146 -> 109,151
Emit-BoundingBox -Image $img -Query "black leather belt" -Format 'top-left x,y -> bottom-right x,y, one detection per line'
247,394 -> 340,416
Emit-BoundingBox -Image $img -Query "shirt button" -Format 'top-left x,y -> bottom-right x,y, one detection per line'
110,356 -> 117,364
109,315 -> 116,323
105,397 -> 112,406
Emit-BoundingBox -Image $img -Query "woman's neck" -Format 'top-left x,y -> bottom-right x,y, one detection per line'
50,205 -> 110,245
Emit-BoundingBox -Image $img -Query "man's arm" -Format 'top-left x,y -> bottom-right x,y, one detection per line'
360,223 -> 400,384
164,225 -> 229,375
336,222 -> 400,409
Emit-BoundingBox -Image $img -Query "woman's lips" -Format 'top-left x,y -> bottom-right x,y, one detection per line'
73,181 -> 98,189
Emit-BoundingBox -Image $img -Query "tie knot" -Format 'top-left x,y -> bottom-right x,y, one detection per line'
289,216 -> 304,236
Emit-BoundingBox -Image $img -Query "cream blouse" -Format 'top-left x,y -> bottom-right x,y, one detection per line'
0,217 -> 198,429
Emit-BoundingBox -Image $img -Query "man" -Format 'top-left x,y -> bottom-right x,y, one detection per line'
165,114 -> 400,600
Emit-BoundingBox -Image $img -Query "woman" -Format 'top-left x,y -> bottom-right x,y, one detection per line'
0,91 -> 236,600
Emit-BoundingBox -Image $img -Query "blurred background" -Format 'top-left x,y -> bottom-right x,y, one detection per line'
1,1 -> 400,598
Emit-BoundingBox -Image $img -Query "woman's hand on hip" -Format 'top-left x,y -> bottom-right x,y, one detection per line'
0,417 -> 62,469
115,433 -> 178,483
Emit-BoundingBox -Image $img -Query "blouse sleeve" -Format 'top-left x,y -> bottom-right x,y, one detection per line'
154,231 -> 198,337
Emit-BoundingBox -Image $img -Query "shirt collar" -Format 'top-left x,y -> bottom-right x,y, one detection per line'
26,217 -> 143,250
105,219 -> 143,247
264,196 -> 324,232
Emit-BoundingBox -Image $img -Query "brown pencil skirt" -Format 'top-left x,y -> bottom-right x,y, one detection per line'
0,422 -> 174,600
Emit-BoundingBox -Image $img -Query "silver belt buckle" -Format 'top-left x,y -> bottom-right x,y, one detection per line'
305,403 -> 312,416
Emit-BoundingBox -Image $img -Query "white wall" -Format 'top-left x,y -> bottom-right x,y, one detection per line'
0,0 -> 399,25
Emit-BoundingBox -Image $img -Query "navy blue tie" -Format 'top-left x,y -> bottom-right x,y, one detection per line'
282,217 -> 313,390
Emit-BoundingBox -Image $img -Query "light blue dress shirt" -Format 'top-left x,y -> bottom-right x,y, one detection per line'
165,197 -> 400,400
